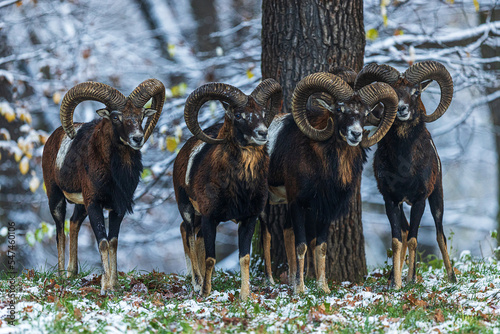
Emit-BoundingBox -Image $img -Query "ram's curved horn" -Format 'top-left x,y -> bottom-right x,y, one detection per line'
60,82 -> 126,139
292,73 -> 354,141
358,82 -> 398,148
249,79 -> 283,126
403,61 -> 453,123
184,83 -> 247,144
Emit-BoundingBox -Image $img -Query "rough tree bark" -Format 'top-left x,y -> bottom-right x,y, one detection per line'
260,0 -> 367,282
480,8 -> 500,252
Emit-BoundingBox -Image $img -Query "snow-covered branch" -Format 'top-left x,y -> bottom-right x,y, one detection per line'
366,21 -> 500,53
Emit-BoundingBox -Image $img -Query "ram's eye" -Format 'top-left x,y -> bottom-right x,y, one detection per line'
113,115 -> 120,121
414,90 -> 420,96
235,113 -> 242,119
336,107 -> 342,113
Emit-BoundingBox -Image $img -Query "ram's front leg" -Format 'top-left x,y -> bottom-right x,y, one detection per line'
384,198 -> 403,289
107,210 -> 124,290
407,200 -> 425,283
87,202 -> 112,295
290,202 -> 307,294
314,221 -> 330,294
238,216 -> 258,300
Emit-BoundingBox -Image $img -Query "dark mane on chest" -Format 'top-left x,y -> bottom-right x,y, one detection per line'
109,148 -> 142,215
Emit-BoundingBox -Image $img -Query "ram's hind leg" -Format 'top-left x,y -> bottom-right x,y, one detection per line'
181,217 -> 204,293
201,216 -> 217,298
407,200 -> 426,283
48,186 -> 67,276
429,185 -> 457,283
261,213 -> 275,285
180,222 -> 192,276
67,204 -> 87,277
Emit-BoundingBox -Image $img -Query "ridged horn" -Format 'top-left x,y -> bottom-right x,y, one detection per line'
60,82 -> 126,139
249,78 -> 283,126
358,82 -> 398,148
292,72 -> 354,141
354,63 -> 400,91
184,83 -> 247,144
328,66 -> 358,87
128,78 -> 166,142
403,61 -> 453,123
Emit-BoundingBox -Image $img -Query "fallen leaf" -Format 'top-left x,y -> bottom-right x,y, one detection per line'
434,309 -> 445,323
74,308 -> 82,321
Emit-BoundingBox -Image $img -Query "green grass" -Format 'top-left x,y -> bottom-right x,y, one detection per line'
1,254 -> 499,333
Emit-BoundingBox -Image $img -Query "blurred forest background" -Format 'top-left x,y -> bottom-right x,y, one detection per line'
0,0 -> 498,275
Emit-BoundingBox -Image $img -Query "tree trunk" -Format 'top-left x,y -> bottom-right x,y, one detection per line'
480,8 -> 500,252
261,0 -> 367,281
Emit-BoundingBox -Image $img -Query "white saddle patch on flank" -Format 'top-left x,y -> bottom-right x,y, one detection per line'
267,114 -> 288,156
429,139 -> 441,172
56,125 -> 82,170
186,141 -> 206,185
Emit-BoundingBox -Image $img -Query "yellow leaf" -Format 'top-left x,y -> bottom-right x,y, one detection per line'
14,151 -> 22,162
144,99 -> 152,109
246,69 -> 254,79
43,182 -> 46,193
3,108 -> 15,122
39,134 -> 48,144
0,128 -> 10,141
366,28 -> 379,41
383,14 -> 388,27
171,83 -> 187,98
168,44 -> 176,58
20,112 -> 32,124
19,156 -> 29,175
446,0 -> 454,3
166,136 -> 178,152
53,92 -> 61,105
29,175 -> 40,193
473,0 -> 479,11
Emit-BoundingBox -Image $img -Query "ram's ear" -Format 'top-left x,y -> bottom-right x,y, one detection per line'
421,80 -> 433,93
221,101 -> 234,119
144,108 -> 157,117
315,99 -> 334,112
96,108 -> 111,119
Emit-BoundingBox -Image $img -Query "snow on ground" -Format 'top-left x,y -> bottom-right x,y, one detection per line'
0,253 -> 499,333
